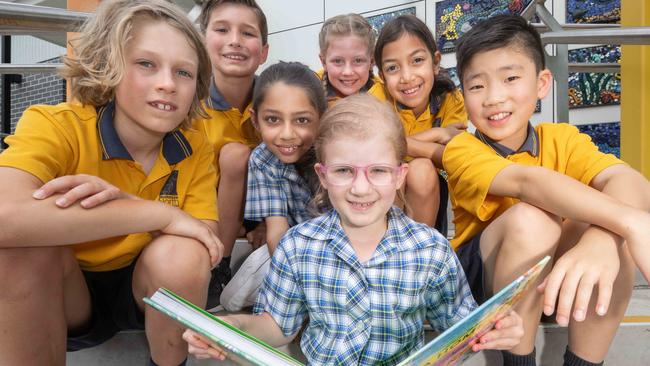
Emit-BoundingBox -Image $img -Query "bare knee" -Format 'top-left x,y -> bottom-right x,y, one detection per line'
218,143 -> 251,179
138,236 -> 211,288
0,246 -> 73,298
501,203 -> 562,253
406,158 -> 439,197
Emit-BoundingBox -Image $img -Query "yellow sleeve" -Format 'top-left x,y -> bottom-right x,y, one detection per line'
438,90 -> 468,128
367,75 -> 388,102
443,132 -> 513,221
556,124 -> 624,185
181,134 -> 219,221
0,105 -> 76,183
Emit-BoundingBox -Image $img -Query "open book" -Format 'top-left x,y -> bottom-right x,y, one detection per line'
145,255 -> 550,366
397,255 -> 550,366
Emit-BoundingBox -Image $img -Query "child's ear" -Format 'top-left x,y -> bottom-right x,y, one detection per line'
260,43 -> 270,66
536,69 -> 553,100
314,163 -> 328,188
250,109 -> 260,130
319,54 -> 326,69
395,163 -> 409,190
433,51 -> 442,75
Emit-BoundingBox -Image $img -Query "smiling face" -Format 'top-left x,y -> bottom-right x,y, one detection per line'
320,35 -> 372,97
380,33 -> 440,117
204,3 -> 268,80
113,19 -> 198,139
252,82 -> 320,164
317,135 -> 407,233
462,46 -> 551,150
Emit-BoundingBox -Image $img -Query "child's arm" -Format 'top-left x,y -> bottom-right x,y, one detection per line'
0,167 -> 223,265
491,163 -> 650,320
182,312 -> 298,360
264,216 -> 290,255
407,124 -> 467,168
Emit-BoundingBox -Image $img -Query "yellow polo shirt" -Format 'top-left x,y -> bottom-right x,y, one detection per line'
443,122 -> 624,250
0,102 -> 218,271
192,79 -> 261,168
315,68 -> 387,107
395,89 -> 467,136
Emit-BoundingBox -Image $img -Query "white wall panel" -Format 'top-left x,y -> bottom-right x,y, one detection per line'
325,0 -> 420,19
258,0 -> 324,34
262,24 -> 323,72
11,36 -> 65,64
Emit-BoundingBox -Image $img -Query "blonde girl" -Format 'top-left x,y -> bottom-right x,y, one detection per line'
317,13 -> 386,106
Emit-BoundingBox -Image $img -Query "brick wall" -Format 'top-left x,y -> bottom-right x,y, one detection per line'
9,56 -> 66,133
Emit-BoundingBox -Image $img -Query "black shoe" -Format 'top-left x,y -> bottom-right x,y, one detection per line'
206,258 -> 232,309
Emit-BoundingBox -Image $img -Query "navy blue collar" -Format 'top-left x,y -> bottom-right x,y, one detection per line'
474,122 -> 539,158
96,101 -> 192,165
205,76 -> 256,111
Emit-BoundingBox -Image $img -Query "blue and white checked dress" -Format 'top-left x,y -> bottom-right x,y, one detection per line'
244,143 -> 313,226
254,206 -> 477,365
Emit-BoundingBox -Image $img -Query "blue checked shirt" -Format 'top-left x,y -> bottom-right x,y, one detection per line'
253,207 -> 477,365
244,143 -> 313,226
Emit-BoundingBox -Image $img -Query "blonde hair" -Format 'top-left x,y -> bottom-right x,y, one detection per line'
318,13 -> 375,56
311,94 -> 406,213
60,0 -> 211,128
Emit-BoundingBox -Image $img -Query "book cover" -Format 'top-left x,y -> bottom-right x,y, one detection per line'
143,288 -> 304,366
397,255 -> 551,366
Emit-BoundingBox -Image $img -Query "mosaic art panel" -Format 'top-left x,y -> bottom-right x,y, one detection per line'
568,45 -> 621,108
566,0 -> 620,24
577,122 -> 620,157
434,0 -> 534,53
365,7 -> 416,35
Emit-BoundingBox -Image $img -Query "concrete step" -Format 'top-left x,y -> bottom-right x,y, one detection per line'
67,284 -> 650,365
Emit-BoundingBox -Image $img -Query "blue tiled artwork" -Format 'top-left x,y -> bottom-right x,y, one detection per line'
448,66 -> 541,112
566,0 -> 620,24
435,0 -> 534,53
568,45 -> 620,108
365,7 -> 416,35
577,122 -> 620,157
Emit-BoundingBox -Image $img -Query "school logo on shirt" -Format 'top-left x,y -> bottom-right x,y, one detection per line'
159,170 -> 179,207
433,117 -> 442,128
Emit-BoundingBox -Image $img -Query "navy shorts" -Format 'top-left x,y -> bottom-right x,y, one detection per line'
67,260 -> 144,351
456,231 -> 488,304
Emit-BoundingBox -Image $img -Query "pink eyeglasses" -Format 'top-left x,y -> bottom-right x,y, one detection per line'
316,163 -> 404,186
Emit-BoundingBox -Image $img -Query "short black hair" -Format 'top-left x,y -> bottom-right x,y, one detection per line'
455,14 -> 545,87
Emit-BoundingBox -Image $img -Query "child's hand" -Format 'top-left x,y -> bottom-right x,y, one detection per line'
162,209 -> 224,267
182,329 -> 228,360
439,123 -> 467,145
473,310 -> 524,352
246,221 -> 267,249
538,238 -> 620,326
32,174 -> 136,208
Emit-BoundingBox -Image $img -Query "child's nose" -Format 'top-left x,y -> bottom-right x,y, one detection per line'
279,121 -> 296,139
156,69 -> 176,93
350,169 -> 372,194
484,86 -> 506,106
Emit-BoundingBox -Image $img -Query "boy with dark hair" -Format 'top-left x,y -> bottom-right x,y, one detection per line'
193,0 -> 269,308
445,14 -> 650,366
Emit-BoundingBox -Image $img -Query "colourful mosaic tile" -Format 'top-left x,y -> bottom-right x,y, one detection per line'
568,45 -> 621,108
434,0 -> 534,53
566,0 -> 620,24
577,122 -> 620,157
365,7 -> 416,35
